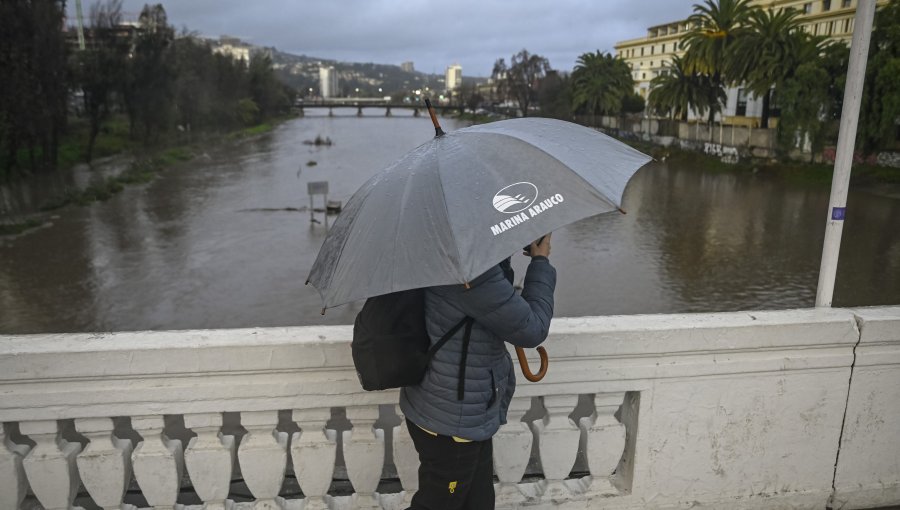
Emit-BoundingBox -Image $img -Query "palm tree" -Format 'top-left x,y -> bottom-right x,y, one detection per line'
649,55 -> 722,121
571,51 -> 634,123
682,0 -> 757,122
726,7 -> 805,128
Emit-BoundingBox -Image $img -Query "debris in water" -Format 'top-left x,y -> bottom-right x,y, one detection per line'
307,160 -> 318,167
303,135 -> 333,146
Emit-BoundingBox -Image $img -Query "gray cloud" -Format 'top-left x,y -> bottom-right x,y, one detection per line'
70,0 -> 698,76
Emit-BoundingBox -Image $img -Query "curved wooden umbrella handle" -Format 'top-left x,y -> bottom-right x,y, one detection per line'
515,346 -> 549,382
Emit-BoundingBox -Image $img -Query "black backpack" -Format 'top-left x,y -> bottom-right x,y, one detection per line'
352,289 -> 473,399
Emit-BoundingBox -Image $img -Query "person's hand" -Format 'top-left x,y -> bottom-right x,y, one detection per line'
525,233 -> 551,258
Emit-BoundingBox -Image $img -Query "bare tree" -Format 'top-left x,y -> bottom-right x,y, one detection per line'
505,49 -> 551,117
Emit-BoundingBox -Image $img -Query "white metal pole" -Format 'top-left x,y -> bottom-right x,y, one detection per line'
815,0 -> 877,307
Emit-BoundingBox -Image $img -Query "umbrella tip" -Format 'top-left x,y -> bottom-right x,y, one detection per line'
617,207 -> 627,215
464,281 -> 471,289
305,280 -> 310,285
320,307 -> 326,316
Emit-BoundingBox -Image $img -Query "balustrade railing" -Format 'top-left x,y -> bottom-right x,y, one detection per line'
1,307 -> 898,509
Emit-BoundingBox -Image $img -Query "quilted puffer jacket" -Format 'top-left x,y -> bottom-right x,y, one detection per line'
399,256 -> 556,441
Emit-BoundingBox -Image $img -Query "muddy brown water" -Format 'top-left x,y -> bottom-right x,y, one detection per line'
1,111 -> 898,334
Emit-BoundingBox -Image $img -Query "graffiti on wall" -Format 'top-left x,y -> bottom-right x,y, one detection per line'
704,143 -> 740,164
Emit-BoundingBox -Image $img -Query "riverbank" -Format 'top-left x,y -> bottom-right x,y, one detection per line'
625,140 -> 900,199
0,117 -> 291,237
450,111 -> 900,197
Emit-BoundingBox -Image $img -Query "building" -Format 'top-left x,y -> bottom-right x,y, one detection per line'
401,61 -> 415,73
613,0 -> 888,122
445,63 -> 462,92
319,66 -> 339,98
213,36 -> 252,65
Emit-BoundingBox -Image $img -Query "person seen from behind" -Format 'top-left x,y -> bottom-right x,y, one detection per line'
401,234 -> 556,510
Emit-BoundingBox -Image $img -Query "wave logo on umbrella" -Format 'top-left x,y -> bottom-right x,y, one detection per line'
492,182 -> 539,214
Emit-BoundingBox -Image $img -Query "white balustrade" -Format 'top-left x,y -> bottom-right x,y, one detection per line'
579,393 -> 626,495
534,395 -> 582,502
184,412 -> 234,510
342,405 -> 385,509
1,308 -> 898,509
237,411 -> 288,509
20,420 -> 82,510
493,396 -> 534,508
1,424 -> 30,510
131,415 -> 183,509
290,408 -> 336,510
75,417 -> 133,509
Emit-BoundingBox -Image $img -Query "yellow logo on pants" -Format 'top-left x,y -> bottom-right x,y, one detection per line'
448,481 -> 457,494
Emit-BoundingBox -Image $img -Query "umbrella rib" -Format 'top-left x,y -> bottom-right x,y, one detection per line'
432,143 -> 467,286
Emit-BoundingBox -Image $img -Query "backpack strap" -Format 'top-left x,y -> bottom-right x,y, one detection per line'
457,319 -> 474,401
425,316 -> 475,402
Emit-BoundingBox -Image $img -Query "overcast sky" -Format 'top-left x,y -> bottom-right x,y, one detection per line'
69,0 -> 699,77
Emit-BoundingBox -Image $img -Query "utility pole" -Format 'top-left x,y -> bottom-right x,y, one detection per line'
815,0 -> 877,307
74,0 -> 86,50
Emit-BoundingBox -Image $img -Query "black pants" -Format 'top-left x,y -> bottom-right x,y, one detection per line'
406,419 -> 495,510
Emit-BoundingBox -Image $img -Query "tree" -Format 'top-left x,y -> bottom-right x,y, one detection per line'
0,0 -> 69,174
682,0 -> 756,122
860,0 -> 900,152
725,7 -> 804,128
490,58 -> 508,105
570,51 -> 635,122
775,35 -> 846,159
648,55 -> 720,121
504,49 -> 551,117
125,3 -> 175,143
538,70 -> 573,120
75,0 -> 129,162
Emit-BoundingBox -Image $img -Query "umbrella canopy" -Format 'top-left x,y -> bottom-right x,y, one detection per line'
307,117 -> 652,309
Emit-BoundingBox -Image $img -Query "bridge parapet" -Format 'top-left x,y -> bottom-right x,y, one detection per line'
1,307 -> 898,509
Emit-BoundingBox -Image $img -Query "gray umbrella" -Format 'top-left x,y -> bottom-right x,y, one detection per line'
307,115 -> 652,310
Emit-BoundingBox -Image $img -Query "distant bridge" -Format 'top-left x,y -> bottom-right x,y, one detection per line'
294,99 -> 464,117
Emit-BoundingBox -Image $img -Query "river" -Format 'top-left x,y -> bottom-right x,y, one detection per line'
1,111 -> 898,334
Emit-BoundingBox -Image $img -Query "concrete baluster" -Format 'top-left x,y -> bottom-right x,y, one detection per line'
131,415 -> 184,510
391,407 -> 418,508
1,424 -> 31,510
75,418 -> 133,509
290,408 -> 336,510
493,396 -> 535,508
534,395 -> 581,502
237,410 -> 288,509
184,413 -> 234,510
579,393 -> 626,494
20,420 -> 82,510
342,405 -> 384,509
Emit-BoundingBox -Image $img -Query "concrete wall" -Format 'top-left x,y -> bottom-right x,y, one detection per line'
0,307 -> 898,509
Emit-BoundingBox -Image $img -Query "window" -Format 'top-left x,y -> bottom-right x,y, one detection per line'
843,18 -> 850,32
642,73 -> 646,79
822,0 -> 831,11
651,45 -> 655,55
827,21 -> 834,34
641,47 -> 645,56
736,89 -> 748,116
841,0 -> 851,7
650,61 -> 654,67
662,43 -> 666,52
803,2 -> 812,13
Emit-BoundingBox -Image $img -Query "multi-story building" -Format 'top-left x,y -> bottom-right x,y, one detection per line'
613,0 -> 888,123
213,36 -> 252,65
401,61 -> 415,73
319,66 -> 339,98
445,63 -> 462,92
